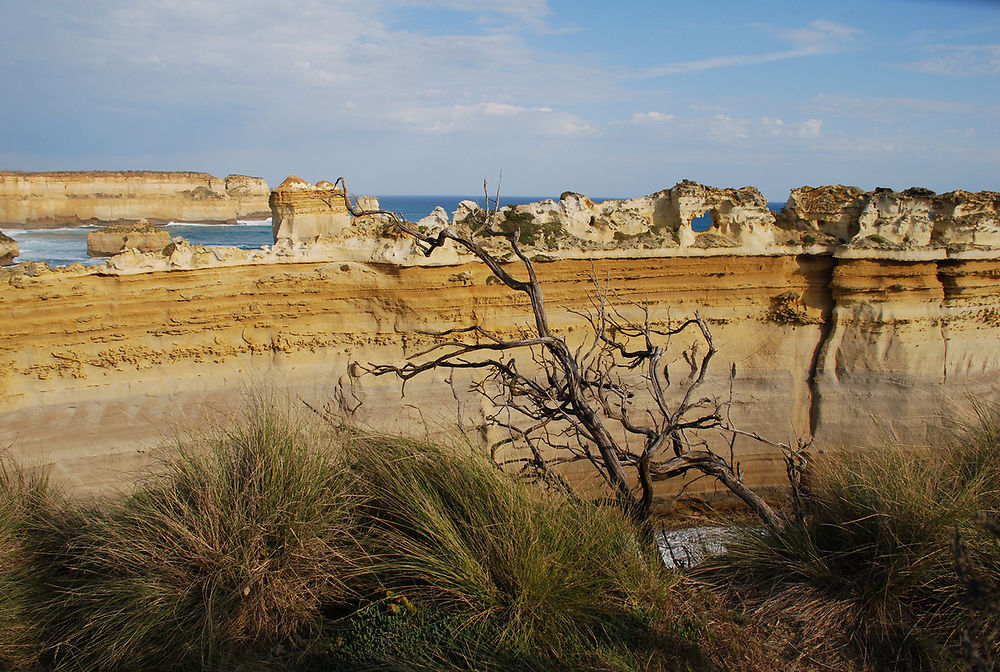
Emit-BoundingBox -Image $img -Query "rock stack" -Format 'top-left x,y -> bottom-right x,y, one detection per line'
87,220 -> 172,257
0,230 -> 17,265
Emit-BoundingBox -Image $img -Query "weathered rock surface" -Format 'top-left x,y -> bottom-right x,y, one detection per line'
0,231 -> 17,265
270,177 -> 385,242
264,177 -> 1000,259
0,171 -> 270,227
86,221 -> 172,257
1,180 -> 999,502
777,185 -> 1000,252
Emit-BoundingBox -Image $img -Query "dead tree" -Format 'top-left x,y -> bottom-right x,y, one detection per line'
334,178 -> 801,527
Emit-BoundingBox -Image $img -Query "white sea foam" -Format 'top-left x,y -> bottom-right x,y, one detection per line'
3,225 -> 100,235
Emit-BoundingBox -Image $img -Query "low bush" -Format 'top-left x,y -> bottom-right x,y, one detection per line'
704,405 -> 1000,670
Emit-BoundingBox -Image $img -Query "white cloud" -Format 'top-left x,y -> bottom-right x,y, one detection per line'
628,111 -> 676,124
798,118 -> 823,138
762,117 -> 785,135
709,114 -> 750,141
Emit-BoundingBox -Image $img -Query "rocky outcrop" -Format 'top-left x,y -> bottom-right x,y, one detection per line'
777,185 -> 1000,252
269,177 -> 386,242
0,171 -> 270,227
0,231 -> 17,266
86,221 -> 172,257
439,181 -> 777,251
2,180 -> 1000,501
931,190 -> 1000,249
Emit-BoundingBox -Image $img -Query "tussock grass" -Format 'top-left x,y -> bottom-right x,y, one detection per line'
333,433 -> 672,669
0,454 -> 51,670
704,405 -> 1000,671
40,394 -> 360,671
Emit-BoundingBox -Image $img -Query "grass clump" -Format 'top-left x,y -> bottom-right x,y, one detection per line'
332,434 -> 675,670
42,395 -> 359,671
704,405 -> 1000,670
0,455 -> 51,670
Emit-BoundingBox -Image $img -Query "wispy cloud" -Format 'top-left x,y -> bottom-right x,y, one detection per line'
636,20 -> 862,78
388,101 -> 595,136
811,93 -> 989,122
624,111 -> 676,125
762,117 -> 824,138
906,44 -> 1000,76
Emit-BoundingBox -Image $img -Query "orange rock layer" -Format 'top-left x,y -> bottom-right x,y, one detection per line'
1,252 -> 997,500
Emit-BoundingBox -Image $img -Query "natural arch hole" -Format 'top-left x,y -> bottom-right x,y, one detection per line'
691,210 -> 713,233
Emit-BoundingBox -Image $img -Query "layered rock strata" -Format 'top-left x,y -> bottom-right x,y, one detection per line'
86,221 -> 172,257
0,231 -> 17,266
0,171 -> 270,227
269,176 -> 383,242
1,181 -> 998,502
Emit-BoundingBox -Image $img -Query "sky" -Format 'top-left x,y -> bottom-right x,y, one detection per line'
1,0 -> 998,200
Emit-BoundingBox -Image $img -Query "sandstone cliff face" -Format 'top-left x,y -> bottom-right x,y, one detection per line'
0,231 -> 17,266
0,171 -> 270,227
269,176 -> 385,242
86,221 -> 172,257
2,181 -> 999,501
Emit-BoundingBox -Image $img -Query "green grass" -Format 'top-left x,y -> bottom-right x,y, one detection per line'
703,404 -> 1000,671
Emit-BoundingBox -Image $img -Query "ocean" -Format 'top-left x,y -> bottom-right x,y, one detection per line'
4,196 -> 786,267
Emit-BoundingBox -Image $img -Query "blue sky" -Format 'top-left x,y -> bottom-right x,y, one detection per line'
1,0 -> 997,199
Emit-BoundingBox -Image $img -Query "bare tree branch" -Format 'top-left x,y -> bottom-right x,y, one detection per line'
339,177 -> 799,527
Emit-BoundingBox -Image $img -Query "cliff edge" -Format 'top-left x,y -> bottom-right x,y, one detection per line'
0,171 -> 270,227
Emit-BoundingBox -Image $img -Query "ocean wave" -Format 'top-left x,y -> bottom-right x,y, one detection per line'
3,225 -> 101,235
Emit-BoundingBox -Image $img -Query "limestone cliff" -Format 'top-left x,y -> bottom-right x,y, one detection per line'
0,231 -> 17,266
0,171 -> 270,227
269,176 -> 384,242
1,181 -> 998,501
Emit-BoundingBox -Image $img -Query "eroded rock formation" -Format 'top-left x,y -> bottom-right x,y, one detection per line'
86,221 -> 172,257
1,179 -> 999,501
269,177 -> 385,242
0,171 -> 270,227
0,231 -> 17,266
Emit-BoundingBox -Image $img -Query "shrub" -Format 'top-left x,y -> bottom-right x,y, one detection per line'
42,395 -> 360,671
703,406 -> 1000,670
498,209 -> 564,247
